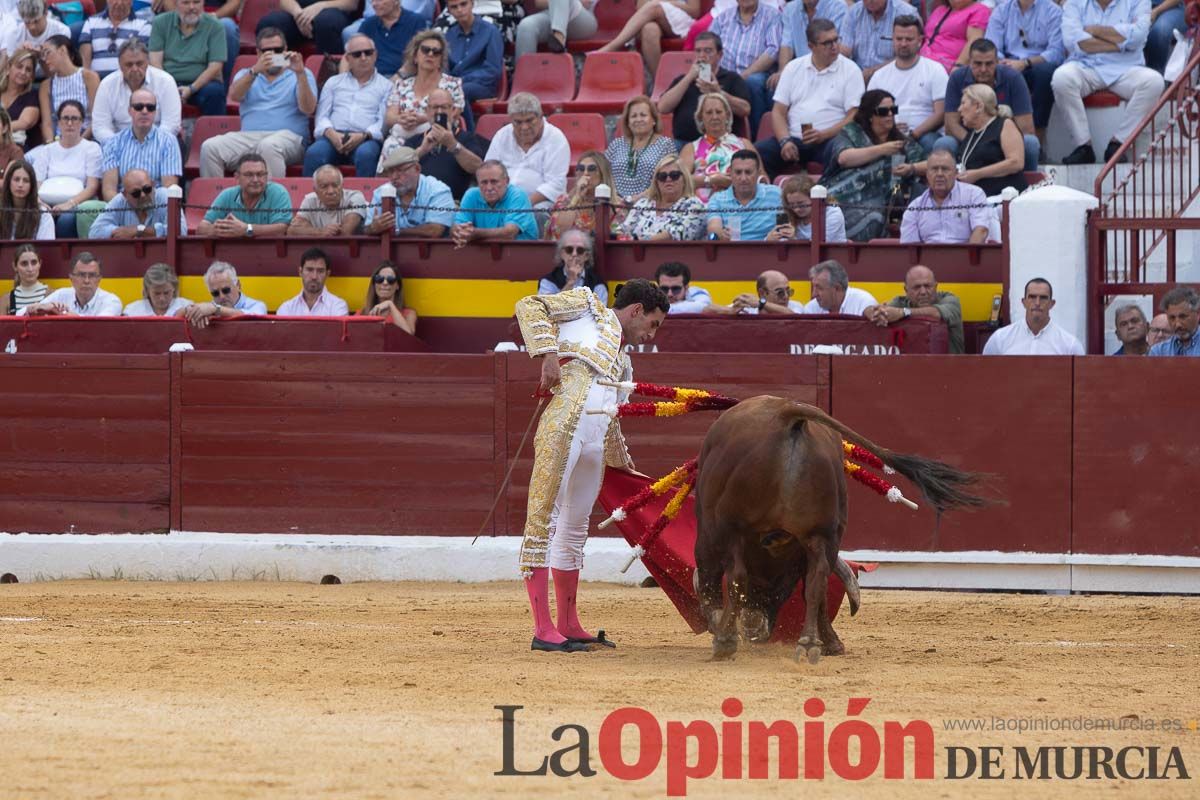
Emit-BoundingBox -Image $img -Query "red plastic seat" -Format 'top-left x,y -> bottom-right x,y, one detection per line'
651,51 -> 696,102
564,52 -> 645,113
185,177 -> 238,232
224,55 -> 259,113
473,113 -> 509,141
567,0 -> 636,51
501,53 -> 576,113
343,177 -> 389,200
471,67 -> 508,116
185,116 -> 241,178
1084,91 -> 1121,108
238,0 -> 282,54
547,113 -> 608,165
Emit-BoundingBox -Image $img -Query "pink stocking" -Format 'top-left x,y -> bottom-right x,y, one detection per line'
552,568 -> 592,640
526,567 -> 566,643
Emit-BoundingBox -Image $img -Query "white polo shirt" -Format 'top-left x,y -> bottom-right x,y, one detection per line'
773,54 -> 865,134
802,287 -> 878,315
276,290 -> 350,317
867,56 -> 948,134
983,319 -> 1085,355
17,287 -> 123,316
483,121 -> 570,203
124,297 -> 194,316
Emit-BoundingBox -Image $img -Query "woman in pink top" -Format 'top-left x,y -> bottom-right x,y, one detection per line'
919,0 -> 991,72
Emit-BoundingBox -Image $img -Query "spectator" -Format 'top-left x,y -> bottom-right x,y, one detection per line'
256,0 -> 359,57
483,92 -> 569,215
434,0 -> 524,59
363,145 -> 456,236
277,247 -> 351,316
920,0 -> 991,72
707,0 -> 782,138
654,260 -> 712,314
515,0 -> 597,57
38,35 -> 99,144
605,95 -> 678,202
756,18 -> 863,178
0,108 -> 25,174
0,0 -> 70,74
985,0 -> 1064,140
596,0 -> 703,75
711,268 -> 805,314
444,0 -> 503,107
0,159 -> 53,239
362,259 -> 418,334
450,158 -> 538,244
802,259 -> 878,314
20,252 -> 120,315
305,33 -> 391,178
867,15 -> 948,154
78,0 -> 151,78
1148,286 -> 1200,357
197,153 -> 293,238
1,243 -> 47,314
406,87 -> 487,200
199,28 -> 318,178
983,277 -> 1085,355
92,40 -> 182,145
379,31 -> 465,159
765,174 -> 847,242
706,148 -> 781,241
1146,312 -> 1172,348
1146,0 -> 1187,74
938,39 -> 1040,171
358,0 -> 431,78
863,264 -> 965,353
1053,0 -> 1163,165
27,100 -> 102,238
539,228 -> 608,304
1111,302 -> 1150,355
0,46 -> 40,148
678,92 -> 756,201
821,88 -> 925,241
149,0 -> 229,117
545,149 -> 615,240
88,168 -> 187,238
658,31 -> 752,149
777,0 -> 848,67
838,0 -> 918,82
287,165 -> 367,236
623,153 -> 707,240
193,0 -> 244,86
123,262 -> 193,316
899,148 -> 990,244
954,83 -> 1027,197
100,88 -> 181,201
182,261 -> 269,327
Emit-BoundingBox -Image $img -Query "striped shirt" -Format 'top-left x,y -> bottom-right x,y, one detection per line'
101,126 -> 183,187
709,5 -> 783,73
782,0 -> 849,58
9,282 -> 48,314
50,71 -> 90,137
839,0 -> 919,70
985,0 -> 1066,66
79,12 -> 153,77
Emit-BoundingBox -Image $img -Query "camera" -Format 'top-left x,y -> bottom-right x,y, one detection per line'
270,53 -> 288,69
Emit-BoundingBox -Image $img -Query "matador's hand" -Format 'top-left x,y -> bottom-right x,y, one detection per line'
538,355 -> 562,395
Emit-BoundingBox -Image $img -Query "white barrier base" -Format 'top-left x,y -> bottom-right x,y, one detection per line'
2,533 -> 1200,594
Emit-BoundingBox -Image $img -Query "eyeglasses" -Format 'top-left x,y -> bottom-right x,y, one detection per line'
130,102 -> 157,112
1150,327 -> 1172,335
210,286 -> 234,297
128,185 -> 154,198
347,48 -> 375,58
575,163 -> 599,173
561,245 -> 589,256
240,171 -> 268,180
259,46 -> 285,54
58,114 -> 82,123
656,170 -> 683,182
873,106 -> 898,117
72,271 -> 100,281
373,274 -> 399,284
816,36 -> 840,48
662,284 -> 687,295
419,45 -> 444,56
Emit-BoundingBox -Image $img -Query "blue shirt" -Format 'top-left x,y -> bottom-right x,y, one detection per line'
360,12 -> 430,77
839,0 -> 918,70
232,293 -> 268,315
1061,0 -> 1152,85
985,0 -> 1066,65
706,183 -> 782,242
365,174 -> 455,233
202,183 -> 293,225
453,184 -> 538,240
782,0 -> 849,58
944,64 -> 1034,116
315,71 -> 392,141
101,125 -> 182,185
235,68 -> 318,141
1149,332 -> 1200,356
445,16 -> 503,94
88,187 -> 187,238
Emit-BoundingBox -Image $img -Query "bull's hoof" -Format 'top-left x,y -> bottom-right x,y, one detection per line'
738,609 -> 770,643
796,636 -> 823,665
822,640 -> 845,656
711,637 -> 738,661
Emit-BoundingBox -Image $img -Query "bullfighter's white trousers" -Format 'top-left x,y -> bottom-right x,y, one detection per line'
545,379 -> 617,571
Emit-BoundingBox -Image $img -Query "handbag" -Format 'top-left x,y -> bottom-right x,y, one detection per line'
1163,29 -> 1194,84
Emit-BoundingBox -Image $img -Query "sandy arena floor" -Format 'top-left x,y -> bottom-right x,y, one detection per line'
0,580 -> 1197,799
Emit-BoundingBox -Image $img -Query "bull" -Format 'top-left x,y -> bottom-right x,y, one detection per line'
694,396 -> 990,664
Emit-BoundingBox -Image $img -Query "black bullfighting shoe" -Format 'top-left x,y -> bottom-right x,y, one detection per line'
566,629 -> 617,649
531,637 -> 590,653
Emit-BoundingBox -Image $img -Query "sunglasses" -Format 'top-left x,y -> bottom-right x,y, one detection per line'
259,46 -> 285,54
873,106 -> 898,117
128,185 -> 154,198
656,170 -> 683,182
347,48 -> 375,58
575,163 -> 599,173
662,284 -> 687,295
419,45 -> 443,56
561,245 -> 589,256
130,102 -> 156,112
373,274 -> 399,284
210,286 -> 234,297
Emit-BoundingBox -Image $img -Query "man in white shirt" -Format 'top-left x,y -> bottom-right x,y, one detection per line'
0,0 -> 68,71
867,15 -> 947,154
182,261 -> 269,328
709,268 -> 807,315
123,262 -> 194,316
756,17 -> 864,177
19,252 -> 122,316
276,247 -> 351,317
802,259 -> 878,315
654,261 -> 712,314
983,277 -> 1085,355
483,92 -> 569,216
92,39 -> 182,145
304,33 -> 391,177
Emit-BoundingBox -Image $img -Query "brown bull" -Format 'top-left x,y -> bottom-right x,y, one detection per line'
694,396 -> 989,663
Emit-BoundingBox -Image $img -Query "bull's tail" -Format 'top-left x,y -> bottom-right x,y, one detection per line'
789,403 -> 995,514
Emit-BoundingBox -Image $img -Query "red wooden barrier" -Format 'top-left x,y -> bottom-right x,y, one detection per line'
646,315 -> 949,354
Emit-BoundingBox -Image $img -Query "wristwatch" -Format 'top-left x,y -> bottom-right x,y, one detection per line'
245,223 -> 254,237
758,297 -> 767,311
136,223 -> 146,235
452,142 -> 462,154
902,307 -> 911,318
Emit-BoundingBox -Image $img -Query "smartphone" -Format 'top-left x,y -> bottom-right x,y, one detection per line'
775,212 -> 789,226
989,293 -> 1003,324
697,62 -> 712,82
271,53 -> 288,69
801,122 -> 814,135
434,112 -> 449,129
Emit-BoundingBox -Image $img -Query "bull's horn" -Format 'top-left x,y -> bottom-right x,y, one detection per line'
620,544 -> 645,574
835,558 -> 861,617
886,486 -> 919,510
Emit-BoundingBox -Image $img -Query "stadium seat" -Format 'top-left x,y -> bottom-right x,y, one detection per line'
471,68 -> 508,117
473,113 -> 509,141
238,0 -> 281,54
547,113 -> 607,165
185,116 -> 241,178
502,53 -> 576,113
566,0 -> 634,52
564,52 -> 645,113
651,51 -> 696,102
1084,91 -> 1121,108
225,55 -> 259,113
343,177 -> 389,200
185,177 -> 237,232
